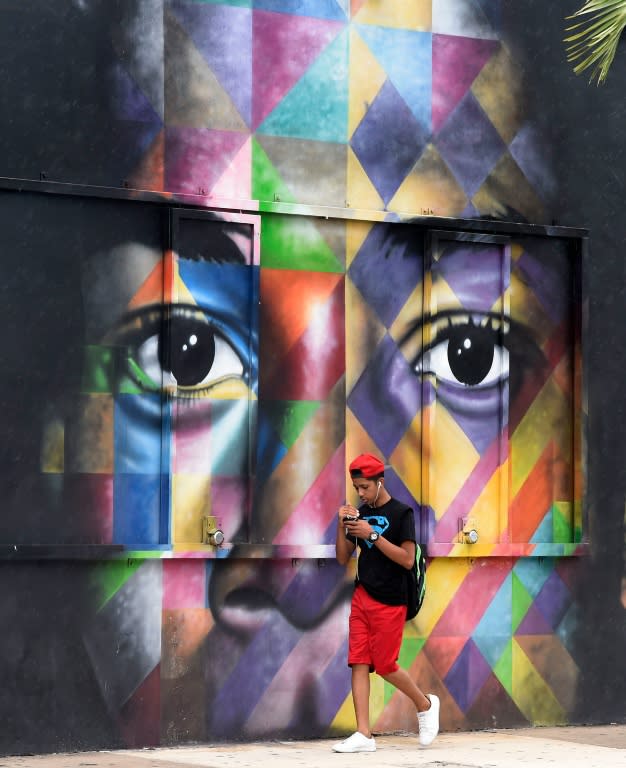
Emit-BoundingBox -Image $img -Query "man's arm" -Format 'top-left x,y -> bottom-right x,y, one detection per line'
344,516 -> 415,569
335,504 -> 358,565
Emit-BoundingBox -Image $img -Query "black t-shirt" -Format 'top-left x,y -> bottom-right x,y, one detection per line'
349,498 -> 416,606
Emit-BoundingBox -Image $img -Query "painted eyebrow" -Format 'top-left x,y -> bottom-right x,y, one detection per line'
176,221 -> 250,265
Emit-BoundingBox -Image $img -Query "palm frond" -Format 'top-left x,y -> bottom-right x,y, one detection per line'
565,0 -> 626,84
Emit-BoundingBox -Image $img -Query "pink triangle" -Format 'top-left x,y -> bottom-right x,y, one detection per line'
210,137 -> 252,200
252,10 -> 344,129
274,443 -> 345,545
165,128 -> 249,195
432,34 -> 499,133
431,557 -> 510,637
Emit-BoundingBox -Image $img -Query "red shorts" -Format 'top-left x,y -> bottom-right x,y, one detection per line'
348,584 -> 406,676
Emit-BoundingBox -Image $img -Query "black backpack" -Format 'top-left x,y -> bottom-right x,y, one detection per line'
406,544 -> 426,620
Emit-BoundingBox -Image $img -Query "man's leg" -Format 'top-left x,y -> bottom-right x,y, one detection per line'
351,664 -> 372,736
382,667 -> 431,711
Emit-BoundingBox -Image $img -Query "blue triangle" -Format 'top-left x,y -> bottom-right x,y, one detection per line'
253,0 -> 348,21
257,28 -> 348,142
530,508 -> 553,543
512,558 -> 552,600
112,62 -> 162,124
356,25 -> 431,133
472,573 -> 512,668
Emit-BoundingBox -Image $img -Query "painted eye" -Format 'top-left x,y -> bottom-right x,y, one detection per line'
415,319 -> 508,388
120,305 -> 245,396
422,323 -> 508,387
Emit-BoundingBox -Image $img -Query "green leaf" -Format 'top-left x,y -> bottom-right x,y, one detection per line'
564,0 -> 626,84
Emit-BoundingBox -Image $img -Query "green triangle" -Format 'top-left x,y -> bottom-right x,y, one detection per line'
266,401 -> 321,449
91,558 -> 144,610
552,502 -> 572,543
81,345 -> 114,394
493,639 -> 513,695
258,29 -> 348,143
384,637 -> 425,705
398,636 -> 425,669
511,572 -> 533,632
261,213 -> 343,272
252,137 -> 295,205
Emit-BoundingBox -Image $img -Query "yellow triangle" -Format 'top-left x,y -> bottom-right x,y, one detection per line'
389,280 -> 424,356
412,557 -> 470,636
354,0 -> 431,30
473,152 -> 547,223
346,147 -> 385,212
346,279 -> 387,393
510,379 -> 566,496
512,639 -> 567,725
467,459 -> 508,542
345,410 -> 384,497
425,401 -> 480,516
390,412 -> 422,501
330,691 -> 357,732
472,44 -> 523,145
388,144 -> 468,217
348,28 -> 387,136
346,219 -> 373,269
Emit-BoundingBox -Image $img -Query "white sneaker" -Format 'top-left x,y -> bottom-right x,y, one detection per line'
417,693 -> 440,746
332,731 -> 376,753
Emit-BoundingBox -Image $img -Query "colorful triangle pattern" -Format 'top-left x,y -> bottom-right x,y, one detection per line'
107,1 -> 549,214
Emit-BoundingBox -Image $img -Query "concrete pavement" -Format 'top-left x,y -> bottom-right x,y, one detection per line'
3,725 -> 625,768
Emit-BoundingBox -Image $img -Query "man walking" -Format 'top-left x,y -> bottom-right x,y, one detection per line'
332,453 -> 439,753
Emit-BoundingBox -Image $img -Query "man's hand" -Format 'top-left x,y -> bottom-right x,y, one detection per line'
338,504 -> 359,523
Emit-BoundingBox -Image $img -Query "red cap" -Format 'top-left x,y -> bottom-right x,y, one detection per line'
349,453 -> 385,478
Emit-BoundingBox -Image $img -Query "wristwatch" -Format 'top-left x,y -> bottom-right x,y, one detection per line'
368,531 -> 380,543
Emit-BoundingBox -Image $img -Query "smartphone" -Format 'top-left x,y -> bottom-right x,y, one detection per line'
343,515 -> 359,522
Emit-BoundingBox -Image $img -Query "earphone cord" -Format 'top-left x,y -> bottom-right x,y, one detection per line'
369,483 -> 381,508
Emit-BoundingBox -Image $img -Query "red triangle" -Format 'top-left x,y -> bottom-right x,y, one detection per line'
261,278 -> 345,400
260,270 -> 343,384
422,635 -> 468,679
432,34 -> 499,132
117,664 -> 160,747
252,10 -> 344,129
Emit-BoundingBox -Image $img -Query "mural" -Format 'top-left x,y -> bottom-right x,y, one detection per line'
0,0 -> 622,758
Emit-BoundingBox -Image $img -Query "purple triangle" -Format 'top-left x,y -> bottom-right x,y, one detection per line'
347,334 -> 421,457
348,224 -> 423,328
436,379 -> 509,455
516,246 -> 570,326
168,1 -> 252,126
445,638 -> 492,712
534,571 -> 571,629
435,91 -> 506,197
516,602 -> 554,635
434,240 -> 508,309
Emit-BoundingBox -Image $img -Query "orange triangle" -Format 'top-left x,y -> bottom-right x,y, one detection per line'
128,250 -> 178,310
510,441 -> 554,542
128,131 -> 165,192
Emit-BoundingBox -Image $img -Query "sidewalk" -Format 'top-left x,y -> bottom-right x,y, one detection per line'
5,725 -> 625,768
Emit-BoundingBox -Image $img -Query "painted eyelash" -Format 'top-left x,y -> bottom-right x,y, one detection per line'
114,304 -> 247,400
399,310 -> 508,360
412,314 -> 508,373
